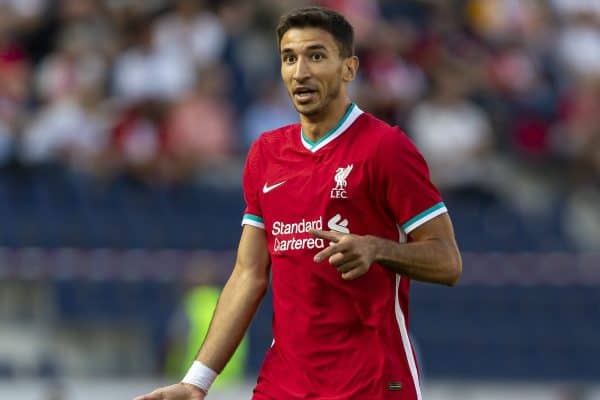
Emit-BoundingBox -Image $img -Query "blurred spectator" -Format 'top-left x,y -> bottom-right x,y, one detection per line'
112,17 -> 194,103
154,0 -> 226,69
563,187 -> 600,251
20,82 -> 111,171
358,21 -> 425,123
242,80 -> 297,147
165,284 -> 248,387
487,43 -> 543,99
554,76 -> 600,180
319,0 -> 380,45
486,42 -> 557,158
35,25 -> 107,103
163,64 -> 237,182
466,0 -> 551,44
0,0 -> 47,35
0,5 -> 32,166
555,7 -> 600,78
408,62 -> 494,194
551,0 -> 600,20
217,0 -> 265,111
258,0 -> 309,16
109,99 -> 168,183
55,0 -> 120,62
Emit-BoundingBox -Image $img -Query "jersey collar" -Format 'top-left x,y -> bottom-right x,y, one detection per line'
300,103 -> 363,152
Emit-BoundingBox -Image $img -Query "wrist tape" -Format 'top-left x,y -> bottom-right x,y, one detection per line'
181,360 -> 217,392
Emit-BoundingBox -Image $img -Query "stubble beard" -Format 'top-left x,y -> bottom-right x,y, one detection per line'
294,80 -> 342,118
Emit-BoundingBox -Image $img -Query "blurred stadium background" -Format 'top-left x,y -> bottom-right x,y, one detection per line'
0,0 -> 599,398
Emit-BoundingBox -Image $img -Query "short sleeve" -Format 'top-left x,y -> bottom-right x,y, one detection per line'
377,129 -> 447,234
241,140 -> 264,229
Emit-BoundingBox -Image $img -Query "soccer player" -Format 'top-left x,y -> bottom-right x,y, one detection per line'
134,6 -> 462,400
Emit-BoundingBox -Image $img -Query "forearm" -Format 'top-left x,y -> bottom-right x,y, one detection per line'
195,266 -> 268,372
372,236 -> 461,286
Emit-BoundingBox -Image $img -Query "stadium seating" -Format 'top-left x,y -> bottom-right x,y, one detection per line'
411,285 -> 600,381
2,166 -> 593,380
0,166 -> 573,251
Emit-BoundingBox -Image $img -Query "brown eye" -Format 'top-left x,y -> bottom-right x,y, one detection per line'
312,53 -> 324,61
284,55 -> 296,64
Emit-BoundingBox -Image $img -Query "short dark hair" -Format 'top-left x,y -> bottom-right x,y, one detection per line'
276,6 -> 354,58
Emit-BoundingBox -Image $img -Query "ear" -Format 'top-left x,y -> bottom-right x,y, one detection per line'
342,56 -> 359,82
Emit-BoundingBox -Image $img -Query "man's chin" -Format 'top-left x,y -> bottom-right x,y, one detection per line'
294,102 -> 322,116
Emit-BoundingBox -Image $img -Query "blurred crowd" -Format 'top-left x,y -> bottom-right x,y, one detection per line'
0,0 -> 599,247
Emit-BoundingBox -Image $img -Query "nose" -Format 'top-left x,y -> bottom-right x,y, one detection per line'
292,56 -> 310,82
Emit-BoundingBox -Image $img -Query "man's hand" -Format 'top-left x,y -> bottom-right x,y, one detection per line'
310,230 -> 378,280
133,383 -> 206,400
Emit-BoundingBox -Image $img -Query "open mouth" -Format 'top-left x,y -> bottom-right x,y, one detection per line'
293,86 -> 318,102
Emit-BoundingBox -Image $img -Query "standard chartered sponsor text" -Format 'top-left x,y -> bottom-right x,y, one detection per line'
272,217 -> 325,252
274,237 -> 325,251
272,217 -> 322,235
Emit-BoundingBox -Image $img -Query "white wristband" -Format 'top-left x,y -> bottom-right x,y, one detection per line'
181,361 -> 218,393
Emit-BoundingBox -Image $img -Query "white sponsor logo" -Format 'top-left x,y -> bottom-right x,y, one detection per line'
263,180 -> 286,193
272,217 -> 325,252
270,215 -> 350,252
327,213 -> 350,234
272,217 -> 322,235
274,236 -> 325,252
330,164 -> 353,199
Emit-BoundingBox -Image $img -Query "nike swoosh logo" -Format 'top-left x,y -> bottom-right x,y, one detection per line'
263,181 -> 286,193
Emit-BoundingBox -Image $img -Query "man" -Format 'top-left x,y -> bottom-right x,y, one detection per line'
134,6 -> 461,400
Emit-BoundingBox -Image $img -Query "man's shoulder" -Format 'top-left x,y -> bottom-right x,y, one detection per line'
254,123 -> 299,147
246,123 -> 299,162
355,111 -> 410,147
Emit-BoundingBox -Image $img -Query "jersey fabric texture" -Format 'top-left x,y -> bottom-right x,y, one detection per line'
242,104 -> 447,400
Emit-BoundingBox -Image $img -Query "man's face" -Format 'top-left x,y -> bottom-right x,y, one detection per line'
280,27 -> 347,116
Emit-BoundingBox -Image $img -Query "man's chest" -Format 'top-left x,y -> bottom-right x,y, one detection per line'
258,150 -> 375,237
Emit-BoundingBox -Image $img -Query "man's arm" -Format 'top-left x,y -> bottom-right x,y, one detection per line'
196,225 -> 270,370
134,225 -> 270,400
311,213 -> 461,286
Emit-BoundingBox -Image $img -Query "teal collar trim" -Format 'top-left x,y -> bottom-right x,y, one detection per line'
300,103 -> 362,152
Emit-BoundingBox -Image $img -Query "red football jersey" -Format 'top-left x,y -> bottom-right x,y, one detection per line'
242,104 -> 447,400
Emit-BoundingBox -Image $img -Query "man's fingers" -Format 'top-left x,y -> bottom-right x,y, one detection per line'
329,252 -> 360,267
314,240 -> 351,263
310,229 -> 344,242
313,244 -> 339,263
341,266 -> 367,280
336,258 -> 363,273
133,390 -> 162,400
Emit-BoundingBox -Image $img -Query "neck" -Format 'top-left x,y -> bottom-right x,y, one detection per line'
300,98 -> 353,143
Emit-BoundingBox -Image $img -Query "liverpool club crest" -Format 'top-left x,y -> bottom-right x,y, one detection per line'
330,164 -> 353,199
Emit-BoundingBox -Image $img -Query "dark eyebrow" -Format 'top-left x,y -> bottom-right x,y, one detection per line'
306,44 -> 328,52
280,44 -> 329,54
